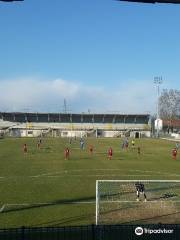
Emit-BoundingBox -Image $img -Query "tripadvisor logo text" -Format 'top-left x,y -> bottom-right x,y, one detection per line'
135,226 -> 174,236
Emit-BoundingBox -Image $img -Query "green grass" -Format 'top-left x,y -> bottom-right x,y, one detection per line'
0,137 -> 179,228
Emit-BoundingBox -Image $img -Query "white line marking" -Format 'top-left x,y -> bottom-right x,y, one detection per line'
101,200 -> 180,203
0,174 -> 152,180
3,201 -> 95,209
131,169 -> 180,177
0,169 -> 180,180
6,203 -> 49,206
45,174 -> 152,178
28,169 -> 129,178
161,138 -> 180,142
3,199 -> 180,212
0,205 -> 5,213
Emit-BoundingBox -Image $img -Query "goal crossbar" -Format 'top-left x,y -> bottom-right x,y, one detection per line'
97,180 -> 180,183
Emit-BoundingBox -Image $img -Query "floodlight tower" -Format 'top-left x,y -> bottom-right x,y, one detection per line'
154,76 -> 163,137
63,98 -> 67,114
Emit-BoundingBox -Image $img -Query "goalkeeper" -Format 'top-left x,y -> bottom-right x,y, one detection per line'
135,182 -> 147,202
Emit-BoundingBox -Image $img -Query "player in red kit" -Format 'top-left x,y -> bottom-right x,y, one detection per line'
64,147 -> 70,160
89,145 -> 93,155
108,147 -> 113,160
23,144 -> 27,154
172,148 -> 177,160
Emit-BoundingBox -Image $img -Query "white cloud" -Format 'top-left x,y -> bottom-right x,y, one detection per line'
51,79 -> 79,98
0,77 -> 156,114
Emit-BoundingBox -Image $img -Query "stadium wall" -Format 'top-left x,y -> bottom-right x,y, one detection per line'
7,128 -> 151,138
9,128 -> 45,138
0,112 -> 151,138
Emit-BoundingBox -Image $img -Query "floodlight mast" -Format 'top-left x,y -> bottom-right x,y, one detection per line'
154,76 -> 163,137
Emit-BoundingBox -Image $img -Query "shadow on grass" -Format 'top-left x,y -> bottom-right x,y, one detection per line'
2,186 -> 179,215
2,196 -> 95,214
122,210 -> 180,224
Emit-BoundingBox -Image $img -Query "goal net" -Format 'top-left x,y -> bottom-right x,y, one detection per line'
96,180 -> 180,225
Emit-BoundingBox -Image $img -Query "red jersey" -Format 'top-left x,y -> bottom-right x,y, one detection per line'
172,149 -> 177,156
108,148 -> 113,156
89,145 -> 93,153
65,148 -> 70,157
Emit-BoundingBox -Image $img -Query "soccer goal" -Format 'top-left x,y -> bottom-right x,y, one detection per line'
96,180 -> 180,225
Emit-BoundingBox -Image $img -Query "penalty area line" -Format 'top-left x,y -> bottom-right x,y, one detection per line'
5,201 -> 95,205
30,169 -> 131,178
0,174 -> 158,180
1,201 -> 95,211
131,169 -> 180,177
45,174 -> 152,178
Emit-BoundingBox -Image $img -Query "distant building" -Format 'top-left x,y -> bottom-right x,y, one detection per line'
162,119 -> 180,133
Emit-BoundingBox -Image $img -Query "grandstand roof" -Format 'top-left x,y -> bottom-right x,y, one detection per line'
0,112 -> 150,124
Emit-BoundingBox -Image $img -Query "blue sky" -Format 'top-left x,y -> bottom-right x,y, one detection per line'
0,0 -> 180,113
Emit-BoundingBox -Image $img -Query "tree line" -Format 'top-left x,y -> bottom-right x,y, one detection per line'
159,89 -> 180,120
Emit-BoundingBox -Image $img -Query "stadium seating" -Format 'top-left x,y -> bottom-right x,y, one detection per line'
0,112 -> 150,125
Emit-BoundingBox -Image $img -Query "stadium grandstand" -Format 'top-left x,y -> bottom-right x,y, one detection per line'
0,112 -> 151,138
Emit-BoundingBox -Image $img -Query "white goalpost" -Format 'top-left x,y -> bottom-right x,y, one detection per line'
96,180 -> 180,225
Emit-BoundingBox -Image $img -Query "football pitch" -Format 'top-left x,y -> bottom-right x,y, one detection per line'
0,137 -> 180,228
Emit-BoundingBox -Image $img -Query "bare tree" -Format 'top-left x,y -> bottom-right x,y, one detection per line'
159,89 -> 180,120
